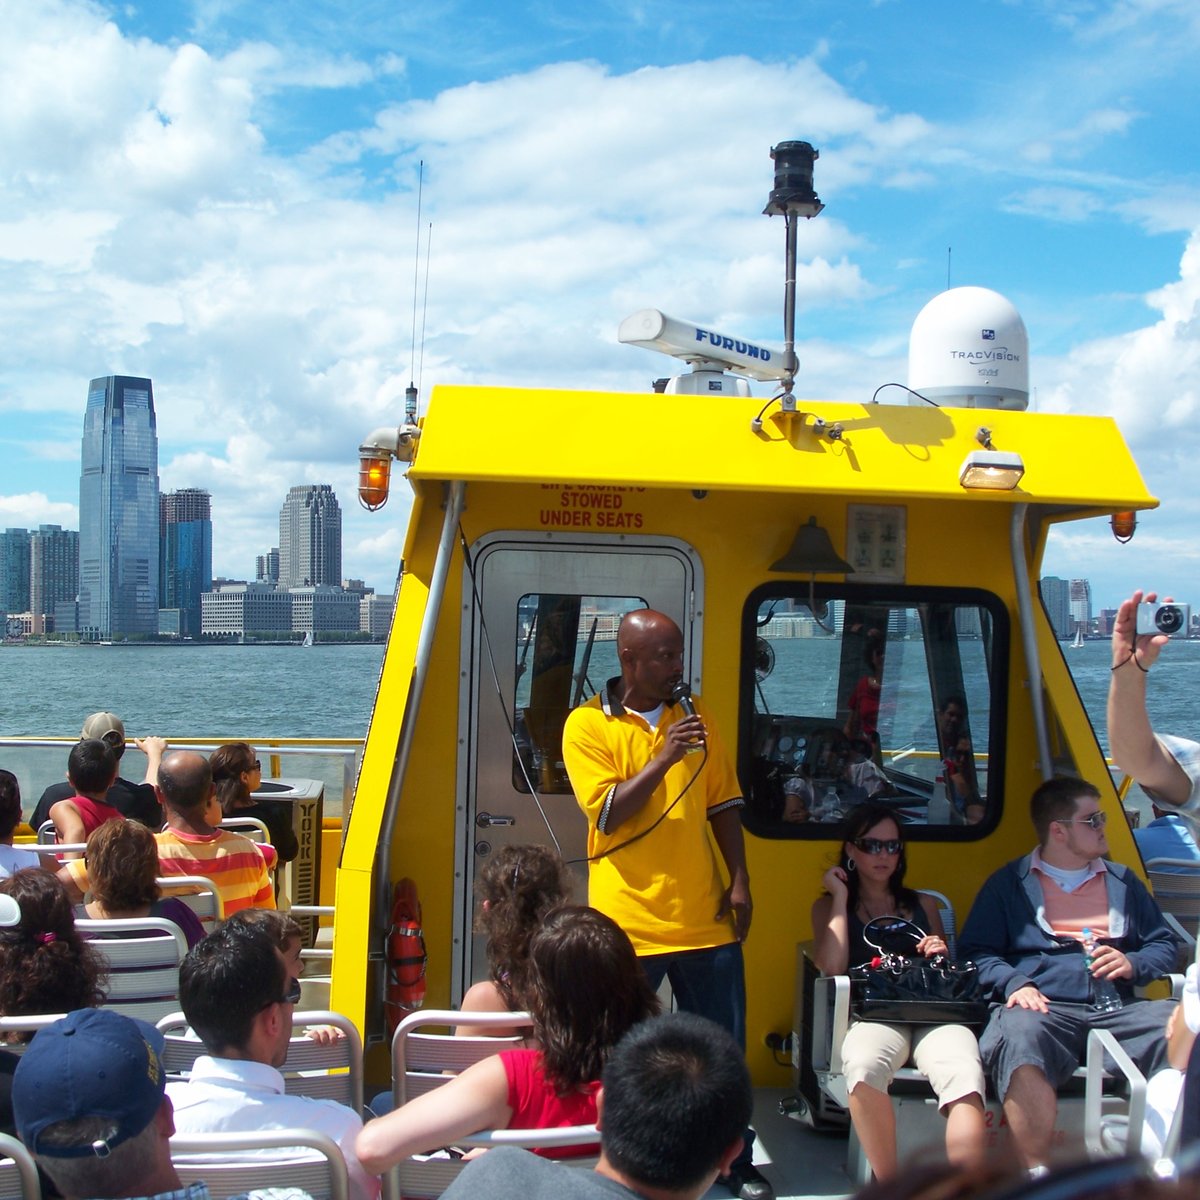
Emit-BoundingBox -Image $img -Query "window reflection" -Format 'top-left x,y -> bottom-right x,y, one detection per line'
741,589 -> 1006,838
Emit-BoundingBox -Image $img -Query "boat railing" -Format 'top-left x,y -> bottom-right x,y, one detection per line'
0,736 -> 364,821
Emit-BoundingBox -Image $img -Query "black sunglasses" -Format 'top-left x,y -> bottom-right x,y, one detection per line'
853,837 -> 903,856
261,976 -> 302,1012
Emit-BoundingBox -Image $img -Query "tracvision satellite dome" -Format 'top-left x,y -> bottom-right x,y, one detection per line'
908,286 -> 1029,411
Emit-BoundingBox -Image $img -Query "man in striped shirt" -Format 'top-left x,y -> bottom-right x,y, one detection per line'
59,750 -> 275,916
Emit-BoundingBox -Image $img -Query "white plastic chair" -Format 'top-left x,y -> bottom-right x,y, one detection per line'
170,1128 -> 349,1200
76,916 -> 189,1024
0,1132 -> 40,1200
389,1008 -> 599,1199
158,1009 -> 363,1113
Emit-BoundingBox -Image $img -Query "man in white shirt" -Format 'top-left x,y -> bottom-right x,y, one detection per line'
167,920 -> 379,1200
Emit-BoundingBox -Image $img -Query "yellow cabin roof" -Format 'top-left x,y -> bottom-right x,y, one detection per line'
407,385 -> 1157,516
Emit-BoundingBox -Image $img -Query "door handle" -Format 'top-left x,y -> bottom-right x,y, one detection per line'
476,811 -> 516,828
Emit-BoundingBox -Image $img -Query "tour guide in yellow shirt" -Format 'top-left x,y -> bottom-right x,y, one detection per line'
562,609 -> 770,1200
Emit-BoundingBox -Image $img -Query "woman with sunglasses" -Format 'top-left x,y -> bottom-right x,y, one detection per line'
811,802 -> 986,1181
209,742 -> 299,865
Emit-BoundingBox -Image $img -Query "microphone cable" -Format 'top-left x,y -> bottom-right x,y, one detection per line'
566,716 -> 708,866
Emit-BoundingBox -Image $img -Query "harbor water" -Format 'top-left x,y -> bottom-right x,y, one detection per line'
0,638 -> 1197,820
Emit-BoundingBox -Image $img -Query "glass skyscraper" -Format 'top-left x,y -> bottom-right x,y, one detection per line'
279,484 -> 342,588
0,528 -> 31,614
160,488 -> 213,638
78,375 -> 160,638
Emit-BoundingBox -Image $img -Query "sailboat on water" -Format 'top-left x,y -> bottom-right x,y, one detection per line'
1071,625 -> 1085,649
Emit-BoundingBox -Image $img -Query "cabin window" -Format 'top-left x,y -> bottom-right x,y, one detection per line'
512,593 -> 648,794
740,584 -> 1008,840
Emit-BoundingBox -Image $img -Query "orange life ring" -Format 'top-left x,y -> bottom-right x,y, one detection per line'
384,876 -> 427,1035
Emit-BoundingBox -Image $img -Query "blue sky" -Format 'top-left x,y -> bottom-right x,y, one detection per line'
1,0 -> 1199,608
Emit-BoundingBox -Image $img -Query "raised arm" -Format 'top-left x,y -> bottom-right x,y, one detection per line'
355,1053 -> 514,1175
811,871 -> 851,976
1108,590 -> 1191,806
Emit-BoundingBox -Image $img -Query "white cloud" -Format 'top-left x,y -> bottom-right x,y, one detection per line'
0,492 -> 78,528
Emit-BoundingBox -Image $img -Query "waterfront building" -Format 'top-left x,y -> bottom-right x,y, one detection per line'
78,375 -> 160,638
200,583 -> 292,637
290,586 -> 360,634
360,593 -> 395,638
0,528 -> 31,615
1098,608 -> 1118,637
279,485 -> 341,588
1039,575 -> 1071,640
30,525 -> 79,634
256,548 -> 280,585
1069,578 -> 1092,636
159,488 -> 213,637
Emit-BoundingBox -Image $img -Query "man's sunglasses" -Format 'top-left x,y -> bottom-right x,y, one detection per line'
1057,811 -> 1107,830
260,976 -> 302,1011
853,837 -> 903,856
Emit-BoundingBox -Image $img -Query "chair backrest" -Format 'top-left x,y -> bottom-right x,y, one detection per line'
76,917 -> 188,1024
0,1014 -> 65,1055
0,1132 -> 40,1200
155,876 -> 223,926
171,1128 -> 349,1200
916,887 -> 957,958
158,1010 -> 363,1112
219,816 -> 271,843
35,821 -> 55,846
392,1008 -> 528,1106
1147,860 -> 1200,932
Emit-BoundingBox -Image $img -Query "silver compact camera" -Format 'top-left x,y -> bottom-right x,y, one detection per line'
1136,602 -> 1190,636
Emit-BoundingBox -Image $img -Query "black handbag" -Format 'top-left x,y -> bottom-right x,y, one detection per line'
849,916 -> 988,1026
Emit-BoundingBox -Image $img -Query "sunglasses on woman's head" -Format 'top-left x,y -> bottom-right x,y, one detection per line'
853,837 -> 902,856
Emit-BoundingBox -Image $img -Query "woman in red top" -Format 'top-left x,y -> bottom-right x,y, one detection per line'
356,906 -> 660,1173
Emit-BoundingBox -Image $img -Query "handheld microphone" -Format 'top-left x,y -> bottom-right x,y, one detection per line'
670,682 -> 705,754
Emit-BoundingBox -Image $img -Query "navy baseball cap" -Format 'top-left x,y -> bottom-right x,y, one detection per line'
13,1009 -> 166,1158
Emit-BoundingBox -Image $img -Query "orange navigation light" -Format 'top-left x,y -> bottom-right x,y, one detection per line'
358,452 -> 392,511
357,423 -> 420,512
1110,511 -> 1138,543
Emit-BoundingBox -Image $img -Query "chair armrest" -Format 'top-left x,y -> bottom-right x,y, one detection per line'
1084,1028 -> 1147,1158
811,974 -> 851,1076
457,1123 -> 598,1149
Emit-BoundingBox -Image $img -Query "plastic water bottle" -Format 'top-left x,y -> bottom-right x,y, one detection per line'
1082,927 -> 1122,1013
821,786 -> 842,823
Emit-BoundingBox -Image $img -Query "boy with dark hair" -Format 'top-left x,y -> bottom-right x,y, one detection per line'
49,737 -> 122,847
439,1012 -> 752,1200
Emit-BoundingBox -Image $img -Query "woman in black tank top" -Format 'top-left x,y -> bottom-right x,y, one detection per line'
810,803 -> 985,1182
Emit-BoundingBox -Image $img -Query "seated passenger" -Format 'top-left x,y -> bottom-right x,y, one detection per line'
0,770 -> 54,876
811,803 -> 986,1181
458,842 -> 571,1036
355,905 -> 660,1174
210,742 -> 299,865
958,777 -> 1177,1170
32,711 -> 164,831
167,917 -> 378,1200
0,870 -> 105,1031
74,819 -> 205,948
49,738 -> 123,855
58,750 -> 276,917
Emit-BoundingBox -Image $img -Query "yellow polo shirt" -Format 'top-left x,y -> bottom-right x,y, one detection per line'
562,680 -> 743,955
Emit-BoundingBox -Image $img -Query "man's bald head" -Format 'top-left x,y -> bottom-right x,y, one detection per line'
157,751 -> 214,814
617,609 -> 686,710
617,609 -> 682,656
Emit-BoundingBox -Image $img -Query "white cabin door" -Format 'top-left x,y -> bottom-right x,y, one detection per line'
454,533 -> 702,1001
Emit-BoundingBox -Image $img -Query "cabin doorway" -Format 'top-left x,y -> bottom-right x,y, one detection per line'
455,533 -> 702,1001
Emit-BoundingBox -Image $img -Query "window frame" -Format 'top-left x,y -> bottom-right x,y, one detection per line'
738,581 -> 1010,842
